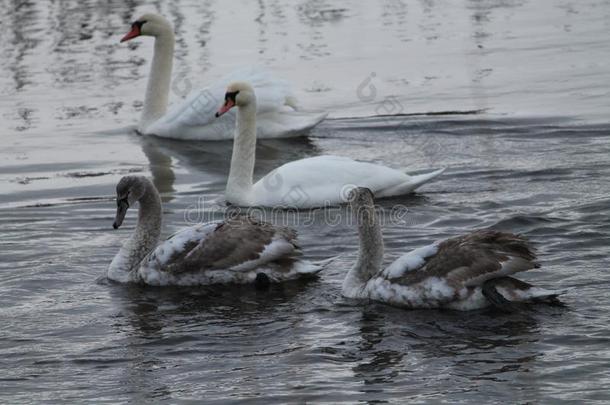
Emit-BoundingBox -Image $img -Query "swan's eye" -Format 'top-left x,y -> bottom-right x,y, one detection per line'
225,91 -> 239,103
117,196 -> 129,207
133,20 -> 147,29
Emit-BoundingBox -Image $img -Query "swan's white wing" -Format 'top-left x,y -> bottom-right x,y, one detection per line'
382,243 -> 440,279
250,155 -> 424,207
139,223 -> 220,273
145,66 -> 300,140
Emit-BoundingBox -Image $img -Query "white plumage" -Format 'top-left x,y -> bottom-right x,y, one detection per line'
250,156 -> 445,208
121,14 -> 326,140
107,176 -> 329,286
342,187 -> 565,310
146,67 -> 327,140
217,82 -> 445,208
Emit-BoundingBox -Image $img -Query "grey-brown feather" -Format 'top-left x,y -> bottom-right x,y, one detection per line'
393,230 -> 538,289
163,216 -> 299,274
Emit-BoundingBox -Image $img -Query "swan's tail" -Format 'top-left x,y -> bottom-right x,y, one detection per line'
296,255 -> 341,275
296,111 -> 328,132
313,254 -> 342,268
378,167 -> 445,197
257,111 -> 328,138
526,287 -> 569,306
483,277 -> 569,311
408,167 -> 446,188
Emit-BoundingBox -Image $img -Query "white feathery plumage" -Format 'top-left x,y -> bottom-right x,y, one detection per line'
107,176 -> 328,286
221,82 -> 445,208
342,187 -> 565,310
122,14 -> 326,140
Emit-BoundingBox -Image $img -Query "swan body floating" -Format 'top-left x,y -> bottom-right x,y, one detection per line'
107,176 -> 329,286
121,14 -> 327,140
215,82 -> 445,208
342,187 -> 564,310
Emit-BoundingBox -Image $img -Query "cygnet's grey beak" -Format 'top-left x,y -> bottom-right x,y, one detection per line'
113,198 -> 129,229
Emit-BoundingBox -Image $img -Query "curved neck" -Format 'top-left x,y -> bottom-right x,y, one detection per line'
343,203 -> 384,294
109,182 -> 162,280
140,31 -> 174,131
226,102 -> 257,204
134,184 -> 163,247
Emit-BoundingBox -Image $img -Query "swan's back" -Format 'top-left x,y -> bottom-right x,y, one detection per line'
145,67 -> 298,140
135,216 -> 319,286
364,230 -> 550,309
390,230 -> 538,288
252,155 -> 410,207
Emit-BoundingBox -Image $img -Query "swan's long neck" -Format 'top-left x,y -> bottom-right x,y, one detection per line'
140,30 -> 174,131
226,102 -> 257,205
343,202 -> 384,297
108,183 -> 162,282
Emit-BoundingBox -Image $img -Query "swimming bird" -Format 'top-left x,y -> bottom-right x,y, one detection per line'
120,13 -> 326,140
215,82 -> 445,208
342,187 -> 564,310
107,176 -> 328,286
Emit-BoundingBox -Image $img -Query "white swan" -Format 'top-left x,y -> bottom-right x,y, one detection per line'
215,81 -> 445,208
108,176 -> 330,286
120,13 -> 327,140
342,187 -> 565,310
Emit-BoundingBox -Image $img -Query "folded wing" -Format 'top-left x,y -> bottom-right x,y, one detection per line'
157,216 -> 300,274
390,230 -> 539,291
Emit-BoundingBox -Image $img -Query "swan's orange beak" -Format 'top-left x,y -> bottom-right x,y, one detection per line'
120,25 -> 141,43
215,99 -> 235,117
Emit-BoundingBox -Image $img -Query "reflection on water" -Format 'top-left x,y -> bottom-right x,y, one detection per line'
2,116 -> 609,402
4,0 -> 609,127
137,133 -> 322,204
140,137 -> 176,198
349,304 -> 548,397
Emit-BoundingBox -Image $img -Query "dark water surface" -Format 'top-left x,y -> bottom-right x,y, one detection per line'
1,0 -> 610,403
